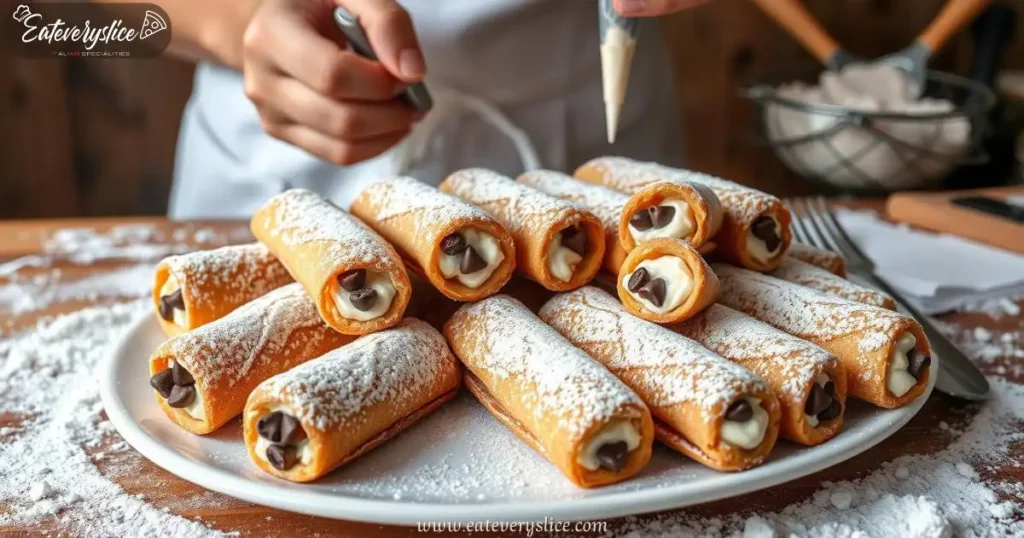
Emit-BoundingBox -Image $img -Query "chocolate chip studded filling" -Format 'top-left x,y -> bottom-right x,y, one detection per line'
349,288 -> 378,311
257,411 -> 308,471
751,216 -> 781,253
440,233 -> 468,256
560,226 -> 587,256
338,269 -> 366,292
265,444 -> 298,471
150,362 -> 197,409
158,289 -> 185,322
629,210 -> 653,231
907,350 -> 931,379
805,383 -> 832,416
818,399 -> 843,421
725,399 -> 753,422
460,246 -> 487,274
595,441 -> 629,472
648,206 -> 676,229
627,267 -> 650,292
635,278 -> 667,308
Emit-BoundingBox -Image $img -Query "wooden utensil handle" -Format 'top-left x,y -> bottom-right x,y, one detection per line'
919,0 -> 993,53
752,0 -> 840,65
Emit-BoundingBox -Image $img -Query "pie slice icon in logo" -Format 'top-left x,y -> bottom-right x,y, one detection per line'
139,10 -> 167,40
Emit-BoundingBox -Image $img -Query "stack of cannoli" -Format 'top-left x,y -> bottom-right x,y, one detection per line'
440,169 -> 605,291
351,176 -> 517,301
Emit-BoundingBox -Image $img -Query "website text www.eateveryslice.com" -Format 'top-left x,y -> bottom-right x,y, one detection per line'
416,518 -> 607,535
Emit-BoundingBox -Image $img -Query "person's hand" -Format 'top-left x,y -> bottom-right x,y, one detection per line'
242,0 -> 425,165
613,0 -> 714,17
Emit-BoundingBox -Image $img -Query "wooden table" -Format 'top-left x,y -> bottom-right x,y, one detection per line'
2,215 -> 1021,537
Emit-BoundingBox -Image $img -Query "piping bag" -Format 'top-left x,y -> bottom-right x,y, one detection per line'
599,0 -> 638,144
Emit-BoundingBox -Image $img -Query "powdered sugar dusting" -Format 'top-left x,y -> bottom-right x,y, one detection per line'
772,257 -> 894,309
714,264 -> 907,354
518,170 -> 629,235
584,156 -> 778,224
448,295 -> 643,437
540,288 -> 765,419
162,243 -> 292,313
673,304 -> 837,405
261,319 -> 456,431
160,283 -> 329,388
444,169 -> 584,236
787,243 -> 847,274
362,176 -> 492,231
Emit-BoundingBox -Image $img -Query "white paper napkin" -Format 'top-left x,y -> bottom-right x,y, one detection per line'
831,209 -> 1024,314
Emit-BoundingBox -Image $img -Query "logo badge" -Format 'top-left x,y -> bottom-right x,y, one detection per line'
7,2 -> 172,59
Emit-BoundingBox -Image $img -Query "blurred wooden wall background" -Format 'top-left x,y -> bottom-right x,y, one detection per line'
0,0 -> 1017,218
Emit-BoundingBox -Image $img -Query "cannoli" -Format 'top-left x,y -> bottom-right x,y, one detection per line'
713,264 -> 931,408
786,243 -> 847,276
152,243 -> 293,337
350,176 -> 516,301
439,169 -> 605,291
517,169 -> 632,274
771,257 -> 896,310
251,188 -> 412,335
148,283 -> 353,435
616,180 -> 723,252
243,319 -> 461,482
539,287 -> 781,471
444,295 -> 653,488
616,238 -> 719,324
574,157 -> 792,271
671,304 -> 847,445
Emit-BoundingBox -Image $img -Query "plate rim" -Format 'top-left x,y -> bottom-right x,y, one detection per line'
100,312 -> 936,525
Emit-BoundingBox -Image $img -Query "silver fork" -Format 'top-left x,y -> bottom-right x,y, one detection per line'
786,196 -> 989,401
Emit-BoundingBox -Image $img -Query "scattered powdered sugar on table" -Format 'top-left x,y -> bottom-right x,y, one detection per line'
0,262 -> 156,316
0,301 -> 231,536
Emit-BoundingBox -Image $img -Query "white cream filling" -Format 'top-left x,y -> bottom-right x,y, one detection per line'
576,420 -> 641,471
330,270 -> 396,322
621,256 -> 693,314
747,218 -> 782,264
159,276 -> 188,327
804,373 -> 831,428
437,228 -> 504,289
720,397 -> 769,450
627,200 -> 694,243
168,360 -> 205,421
546,232 -> 584,282
252,405 -> 313,468
887,333 -> 919,397
601,25 -> 636,143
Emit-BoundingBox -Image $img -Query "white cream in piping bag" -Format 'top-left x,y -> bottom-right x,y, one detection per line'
887,333 -> 920,397
330,271 -> 397,322
438,228 -> 504,288
628,200 -> 694,243
747,217 -> 782,264
169,360 -> 206,422
621,256 -> 693,314
804,373 -> 831,428
546,231 -> 583,282
576,420 -> 641,471
600,25 -> 635,143
159,276 -> 188,327
720,397 -> 769,450
251,405 -> 314,468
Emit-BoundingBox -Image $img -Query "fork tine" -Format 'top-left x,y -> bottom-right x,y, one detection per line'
811,197 -> 869,261
791,198 -> 834,252
783,199 -> 812,245
799,198 -> 846,254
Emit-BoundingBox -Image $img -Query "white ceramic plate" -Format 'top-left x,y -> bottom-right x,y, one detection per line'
100,313 -> 935,525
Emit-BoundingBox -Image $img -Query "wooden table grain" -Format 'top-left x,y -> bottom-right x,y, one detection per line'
1,215 -> 1021,537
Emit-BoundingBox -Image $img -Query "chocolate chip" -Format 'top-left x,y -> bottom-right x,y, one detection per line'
595,441 -> 629,472
157,298 -> 173,321
149,369 -> 174,399
818,399 -> 842,421
460,246 -> 488,274
158,289 -> 184,321
725,399 -> 753,422
279,414 -> 306,444
649,206 -> 676,229
166,385 -> 195,408
338,269 -> 366,292
805,383 -> 833,416
440,233 -> 468,256
172,362 -> 194,386
627,267 -> 650,292
257,411 -> 284,442
751,216 -> 781,252
636,278 -> 667,308
560,226 -> 587,256
629,210 -> 653,231
349,288 -> 378,311
265,444 -> 298,471
907,350 -> 931,379
824,381 -> 836,397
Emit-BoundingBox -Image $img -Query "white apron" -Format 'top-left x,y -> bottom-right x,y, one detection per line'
168,0 -> 682,219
